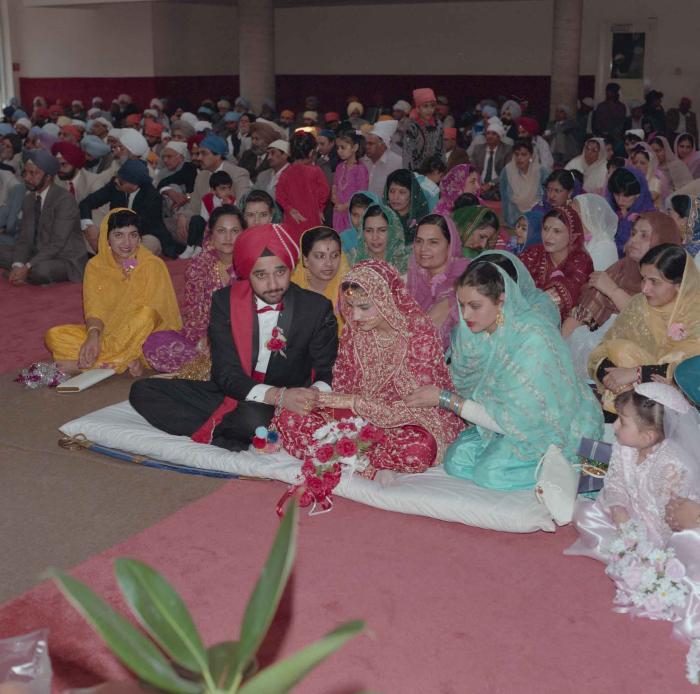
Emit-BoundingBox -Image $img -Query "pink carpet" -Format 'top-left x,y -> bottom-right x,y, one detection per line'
0,480 -> 692,693
0,260 -> 187,374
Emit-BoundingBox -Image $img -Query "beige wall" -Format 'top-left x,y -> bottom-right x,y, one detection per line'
15,3 -> 155,77
10,0 -> 239,78
6,0 -> 700,108
275,1 -> 554,75
151,2 -> 238,76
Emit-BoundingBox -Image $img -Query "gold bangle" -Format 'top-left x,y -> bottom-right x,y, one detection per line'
87,326 -> 101,336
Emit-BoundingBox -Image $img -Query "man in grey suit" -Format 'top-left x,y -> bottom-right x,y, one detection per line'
470,119 -> 512,201
0,150 -> 87,285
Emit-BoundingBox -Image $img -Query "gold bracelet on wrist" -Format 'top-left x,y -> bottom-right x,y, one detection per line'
87,326 -> 101,336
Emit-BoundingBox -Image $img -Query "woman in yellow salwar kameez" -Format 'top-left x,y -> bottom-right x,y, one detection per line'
290,225 -> 350,334
589,243 -> 700,410
46,208 -> 181,376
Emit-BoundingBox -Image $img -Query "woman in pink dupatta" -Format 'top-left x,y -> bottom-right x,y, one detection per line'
274,260 -> 463,477
650,135 -> 693,192
675,133 -> 700,179
143,206 -> 242,373
434,163 -> 482,216
519,205 -> 593,322
407,213 -> 469,350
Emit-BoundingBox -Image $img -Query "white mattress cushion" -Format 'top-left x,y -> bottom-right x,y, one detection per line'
60,401 -> 556,533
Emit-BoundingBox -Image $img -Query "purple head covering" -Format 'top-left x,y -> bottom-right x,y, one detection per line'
36,130 -> 58,151
605,165 -> 655,257
434,164 -> 481,216
407,213 -> 469,350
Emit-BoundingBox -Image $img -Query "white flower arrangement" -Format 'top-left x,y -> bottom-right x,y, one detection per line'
605,520 -> 689,620
688,639 -> 700,686
604,520 -> 698,685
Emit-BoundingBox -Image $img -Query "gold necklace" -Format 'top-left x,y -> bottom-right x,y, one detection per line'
216,259 -> 231,285
374,330 -> 396,348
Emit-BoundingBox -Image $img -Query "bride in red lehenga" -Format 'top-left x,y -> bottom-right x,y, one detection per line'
274,260 -> 463,477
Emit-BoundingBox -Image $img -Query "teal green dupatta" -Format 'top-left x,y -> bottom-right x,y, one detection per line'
445,259 -> 603,490
352,201 -> 410,274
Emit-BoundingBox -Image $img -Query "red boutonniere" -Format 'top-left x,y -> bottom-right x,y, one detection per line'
266,326 -> 287,357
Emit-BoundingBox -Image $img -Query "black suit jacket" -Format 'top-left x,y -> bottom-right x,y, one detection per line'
157,162 -> 198,194
79,178 -> 167,238
208,282 -> 338,401
237,150 -> 270,183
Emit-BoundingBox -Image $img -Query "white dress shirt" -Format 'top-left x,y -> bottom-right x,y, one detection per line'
361,148 -> 402,197
246,295 -> 330,403
268,163 -> 289,198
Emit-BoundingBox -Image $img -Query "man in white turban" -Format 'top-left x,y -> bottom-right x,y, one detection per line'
361,120 -> 402,196
470,118 -> 512,200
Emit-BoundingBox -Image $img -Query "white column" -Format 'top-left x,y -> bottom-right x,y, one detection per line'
549,0 -> 583,119
0,0 -> 15,108
238,0 -> 275,114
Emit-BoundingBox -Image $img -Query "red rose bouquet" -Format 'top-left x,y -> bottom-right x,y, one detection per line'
277,417 -> 385,516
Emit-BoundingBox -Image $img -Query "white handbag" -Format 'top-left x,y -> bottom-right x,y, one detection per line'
534,444 -> 579,526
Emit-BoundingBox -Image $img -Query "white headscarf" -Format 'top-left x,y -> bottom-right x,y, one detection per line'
370,120 -> 399,147
164,141 -> 188,157
573,192 -> 619,270
573,193 -> 617,242
632,141 -> 664,195
635,382 -> 700,493
486,117 -> 506,139
118,128 -> 148,157
654,135 -> 694,192
565,137 -> 608,195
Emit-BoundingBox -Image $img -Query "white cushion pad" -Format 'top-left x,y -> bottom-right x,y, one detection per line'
60,401 -> 556,533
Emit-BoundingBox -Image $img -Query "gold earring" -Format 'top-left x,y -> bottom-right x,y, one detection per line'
495,310 -> 504,328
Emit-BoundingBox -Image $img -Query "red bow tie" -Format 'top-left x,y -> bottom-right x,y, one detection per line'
256,302 -> 284,314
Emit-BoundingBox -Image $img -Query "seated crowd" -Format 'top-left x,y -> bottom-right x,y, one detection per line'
3,85 -> 700,542
5,79 -> 700,685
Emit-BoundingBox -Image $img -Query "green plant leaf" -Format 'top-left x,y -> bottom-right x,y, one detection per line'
115,558 -> 207,675
207,641 -> 242,690
52,571 -> 201,694
233,501 -> 299,685
237,620 -> 365,694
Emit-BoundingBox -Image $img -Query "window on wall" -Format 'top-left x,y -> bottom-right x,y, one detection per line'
610,32 -> 645,80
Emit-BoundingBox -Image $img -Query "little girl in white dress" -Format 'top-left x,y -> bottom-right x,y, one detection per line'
566,382 -> 700,683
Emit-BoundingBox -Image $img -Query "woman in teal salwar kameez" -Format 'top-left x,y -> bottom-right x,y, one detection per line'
405,253 -> 603,491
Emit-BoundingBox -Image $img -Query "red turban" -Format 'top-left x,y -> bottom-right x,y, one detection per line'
125,113 -> 142,126
413,88 -> 436,106
48,105 -> 63,117
60,125 -> 81,141
51,141 -> 86,169
443,127 -> 457,139
325,112 -> 340,122
517,116 -> 540,136
144,120 -> 164,137
34,107 -> 49,119
233,223 -> 299,279
191,222 -> 299,445
187,133 -> 205,152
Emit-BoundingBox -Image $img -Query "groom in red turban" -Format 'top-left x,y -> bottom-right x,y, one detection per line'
130,224 -> 338,450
